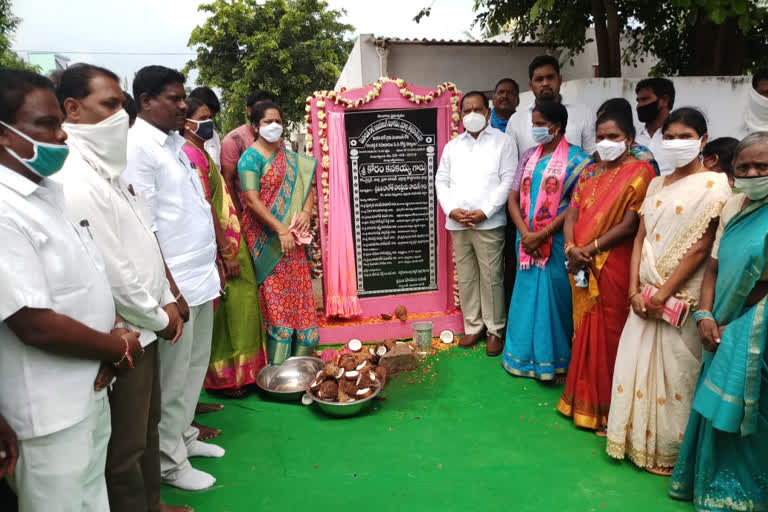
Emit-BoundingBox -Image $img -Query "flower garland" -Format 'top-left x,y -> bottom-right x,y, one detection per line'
304,78 -> 462,291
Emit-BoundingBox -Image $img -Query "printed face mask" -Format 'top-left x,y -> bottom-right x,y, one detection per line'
596,139 -> 627,162
187,119 -> 215,141
531,125 -> 554,144
0,121 -> 69,177
462,112 -> 487,133
637,100 -> 660,123
259,122 -> 283,143
733,175 -> 768,200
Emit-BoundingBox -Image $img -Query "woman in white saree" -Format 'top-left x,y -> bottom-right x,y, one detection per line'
606,108 -> 732,475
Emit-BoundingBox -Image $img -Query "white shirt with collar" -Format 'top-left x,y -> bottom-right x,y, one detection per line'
505,99 -> 596,165
0,164 -> 115,440
204,130 -> 222,170
123,118 -> 219,307
636,124 -> 674,175
54,141 -> 175,347
435,125 -> 516,231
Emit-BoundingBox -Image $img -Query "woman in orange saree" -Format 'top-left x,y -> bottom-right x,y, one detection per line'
557,112 -> 655,432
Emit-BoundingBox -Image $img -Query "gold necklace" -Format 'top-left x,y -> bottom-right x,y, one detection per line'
585,161 -> 622,208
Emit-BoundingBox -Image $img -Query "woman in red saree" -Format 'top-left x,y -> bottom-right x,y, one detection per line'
556,111 -> 655,433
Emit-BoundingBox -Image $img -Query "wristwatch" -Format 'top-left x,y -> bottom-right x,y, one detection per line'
113,322 -> 131,330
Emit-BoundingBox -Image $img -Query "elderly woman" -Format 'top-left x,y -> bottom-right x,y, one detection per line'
670,132 -> 768,510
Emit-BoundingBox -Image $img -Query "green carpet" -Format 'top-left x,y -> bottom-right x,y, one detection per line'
163,344 -> 692,512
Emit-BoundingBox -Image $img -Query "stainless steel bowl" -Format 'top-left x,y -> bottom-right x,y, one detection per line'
305,381 -> 382,417
256,356 -> 324,402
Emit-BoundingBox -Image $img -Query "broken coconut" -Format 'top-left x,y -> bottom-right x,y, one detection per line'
380,313 -> 393,320
318,381 -> 338,400
394,306 -> 408,321
347,339 -> 363,352
356,388 -> 374,399
375,344 -> 388,357
355,360 -> 370,372
344,370 -> 359,381
440,330 -> 455,344
373,364 -> 390,386
323,363 -> 341,378
339,356 -> 358,371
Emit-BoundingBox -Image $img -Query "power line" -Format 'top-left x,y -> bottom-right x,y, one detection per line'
17,50 -> 196,56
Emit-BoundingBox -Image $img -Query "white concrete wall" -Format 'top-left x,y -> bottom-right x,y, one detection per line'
385,44 -> 549,94
560,28 -> 657,80
516,76 -> 753,140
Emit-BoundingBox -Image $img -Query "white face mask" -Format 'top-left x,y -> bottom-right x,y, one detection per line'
462,112 -> 487,133
63,109 -> 129,180
733,175 -> 768,201
596,139 -> 628,162
260,122 -> 283,143
661,138 -> 702,169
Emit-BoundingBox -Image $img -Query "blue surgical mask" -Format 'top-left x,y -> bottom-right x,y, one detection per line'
532,125 -> 554,144
187,119 -> 215,141
1,121 -> 69,177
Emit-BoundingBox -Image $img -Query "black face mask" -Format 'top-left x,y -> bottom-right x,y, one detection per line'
636,100 -> 660,123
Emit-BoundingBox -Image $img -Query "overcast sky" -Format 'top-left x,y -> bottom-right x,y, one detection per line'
12,0 -> 480,87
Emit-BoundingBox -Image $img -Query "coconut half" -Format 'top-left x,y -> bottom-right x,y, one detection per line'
335,368 -> 345,379
439,330 -> 454,344
356,361 -> 369,371
356,387 -> 373,399
347,339 -> 363,352
344,370 -> 359,380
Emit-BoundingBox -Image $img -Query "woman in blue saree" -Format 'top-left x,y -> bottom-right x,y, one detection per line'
503,102 -> 593,381
670,132 -> 768,510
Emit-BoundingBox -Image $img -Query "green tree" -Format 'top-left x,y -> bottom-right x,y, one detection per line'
0,0 -> 36,70
415,0 -> 768,77
186,0 -> 354,133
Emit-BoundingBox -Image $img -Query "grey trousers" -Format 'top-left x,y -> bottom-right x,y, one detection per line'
158,300 -> 214,480
451,227 -> 507,338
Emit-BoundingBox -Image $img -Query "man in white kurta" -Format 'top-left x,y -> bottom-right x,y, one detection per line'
0,68 -> 142,512
123,65 -> 222,491
53,63 -> 189,512
436,91 -> 515,357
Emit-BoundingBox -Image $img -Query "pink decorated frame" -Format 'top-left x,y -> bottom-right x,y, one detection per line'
305,79 -> 463,341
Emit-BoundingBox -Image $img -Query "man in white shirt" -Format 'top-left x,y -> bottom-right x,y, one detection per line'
0,68 -> 143,512
54,64 -> 191,512
634,77 -> 676,175
505,55 -> 596,164
123,65 -> 224,492
744,69 -> 768,135
436,91 -> 516,357
189,87 -> 222,169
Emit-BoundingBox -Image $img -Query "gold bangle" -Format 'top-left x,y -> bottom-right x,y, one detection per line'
629,290 -> 640,300
593,238 -> 600,253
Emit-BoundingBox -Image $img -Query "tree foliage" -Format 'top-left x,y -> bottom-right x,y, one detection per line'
0,0 -> 37,71
186,0 -> 354,133
416,0 -> 768,77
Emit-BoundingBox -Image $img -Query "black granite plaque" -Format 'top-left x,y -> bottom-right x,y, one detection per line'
345,108 -> 438,297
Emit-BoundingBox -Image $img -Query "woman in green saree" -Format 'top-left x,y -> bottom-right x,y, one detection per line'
183,98 -> 267,398
238,102 -> 319,364
670,132 -> 768,511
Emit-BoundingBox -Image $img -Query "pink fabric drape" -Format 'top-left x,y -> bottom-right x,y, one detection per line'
324,112 -> 362,318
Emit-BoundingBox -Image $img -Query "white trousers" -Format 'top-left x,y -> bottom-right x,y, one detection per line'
158,300 -> 214,480
8,393 -> 111,512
